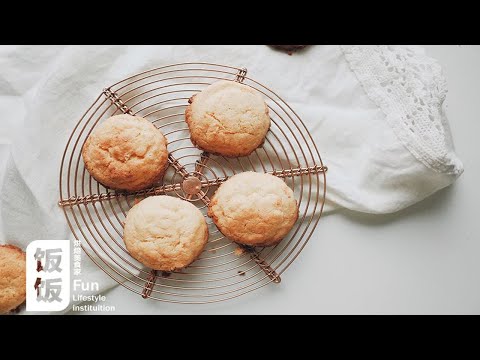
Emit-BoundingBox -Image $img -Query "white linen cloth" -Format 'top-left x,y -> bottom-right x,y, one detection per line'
0,45 -> 463,312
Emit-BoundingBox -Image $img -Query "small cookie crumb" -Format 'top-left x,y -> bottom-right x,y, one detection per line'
234,247 -> 245,256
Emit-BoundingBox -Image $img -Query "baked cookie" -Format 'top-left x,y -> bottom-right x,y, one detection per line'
82,114 -> 169,191
185,80 -> 270,157
123,196 -> 208,271
0,245 -> 26,314
208,172 -> 298,246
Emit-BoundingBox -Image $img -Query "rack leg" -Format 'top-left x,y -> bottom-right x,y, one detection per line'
141,269 -> 157,299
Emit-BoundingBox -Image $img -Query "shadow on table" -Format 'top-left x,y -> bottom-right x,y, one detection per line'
335,184 -> 458,226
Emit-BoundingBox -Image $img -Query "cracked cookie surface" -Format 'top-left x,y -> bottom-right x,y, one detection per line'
82,114 -> 168,191
123,196 -> 209,271
0,245 -> 26,314
185,80 -> 270,157
208,172 -> 298,246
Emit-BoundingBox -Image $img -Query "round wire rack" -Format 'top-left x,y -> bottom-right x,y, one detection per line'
58,62 -> 327,304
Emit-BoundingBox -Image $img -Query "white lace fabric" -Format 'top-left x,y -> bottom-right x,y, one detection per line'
341,45 -> 463,176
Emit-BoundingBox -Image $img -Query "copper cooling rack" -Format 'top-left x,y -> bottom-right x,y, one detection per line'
58,62 -> 327,304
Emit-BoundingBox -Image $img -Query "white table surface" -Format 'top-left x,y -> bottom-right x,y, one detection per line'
2,45 -> 479,315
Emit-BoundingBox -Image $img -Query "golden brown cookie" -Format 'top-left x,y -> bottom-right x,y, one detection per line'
123,196 -> 209,271
208,172 -> 298,246
185,80 -> 270,157
82,114 -> 169,191
0,245 -> 26,314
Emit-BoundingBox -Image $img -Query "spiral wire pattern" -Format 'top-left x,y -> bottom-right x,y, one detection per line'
59,63 -> 327,304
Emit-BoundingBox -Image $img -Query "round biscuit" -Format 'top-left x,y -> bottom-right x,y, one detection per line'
208,172 -> 298,246
82,114 -> 169,191
185,81 -> 270,157
0,245 -> 26,314
123,196 -> 209,271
